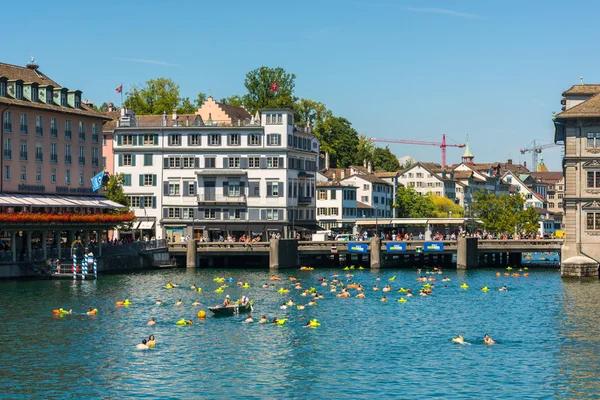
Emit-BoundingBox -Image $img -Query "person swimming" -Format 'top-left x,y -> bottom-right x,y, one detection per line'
308,299 -> 317,306
244,315 -> 254,323
271,318 -> 279,324
176,299 -> 183,306
155,299 -> 162,306
297,304 -> 306,310
356,292 -> 365,299
136,339 -> 149,350
147,335 -> 156,347
147,317 -> 156,326
237,280 -> 243,286
259,315 -> 268,323
381,296 -> 387,302
484,334 -> 495,345
375,276 -> 381,281
280,302 -> 288,310
192,300 -> 200,306
262,283 -> 269,288
373,284 -> 379,291
86,308 -> 97,315
190,284 -> 197,290
453,334 -> 468,345
499,285 -> 508,292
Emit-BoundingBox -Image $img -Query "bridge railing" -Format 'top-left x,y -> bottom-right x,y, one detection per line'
99,239 -> 167,257
477,239 -> 563,248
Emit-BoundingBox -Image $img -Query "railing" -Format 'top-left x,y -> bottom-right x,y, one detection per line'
50,128 -> 58,138
3,150 -> 11,159
298,196 -> 312,204
65,156 -> 72,164
20,124 -> 27,134
92,158 -> 99,167
4,122 -> 12,132
79,132 -> 86,141
197,194 -> 247,203
65,130 -> 72,140
20,151 -> 27,160
35,153 -> 43,162
97,239 -> 167,257
36,126 -> 43,136
78,157 -> 86,165
50,154 -> 58,163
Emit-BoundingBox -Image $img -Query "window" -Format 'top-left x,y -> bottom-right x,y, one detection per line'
0,80 -> 5,96
248,157 -> 260,168
4,165 -> 9,180
3,138 -> 11,159
78,146 -> 86,165
143,174 -> 156,186
209,134 -> 221,146
122,135 -> 133,146
102,156 -> 107,168
79,171 -> 84,185
3,111 -> 12,132
75,95 -> 81,109
204,157 -> 216,168
182,208 -> 196,219
51,168 -> 56,183
229,134 -> 239,146
558,194 -> 564,199
169,157 -> 181,168
168,134 -> 181,146
182,157 -> 195,168
143,134 -> 156,145
363,184 -> 369,190
361,196 -> 368,202
249,135 -> 260,145
267,134 -> 280,146
65,169 -> 71,184
35,142 -> 43,162
266,209 -> 279,220
46,88 -> 53,104
144,154 -> 153,166
35,116 -> 43,136
272,182 -> 279,196
229,157 -> 240,168
129,196 -> 141,208
229,209 -> 241,219
92,148 -> 99,167
64,144 -> 72,164
267,157 -> 279,168
204,209 -> 216,219
16,83 -> 23,100
169,183 -> 180,195
143,196 -> 153,208
78,121 -> 85,141
31,87 -> 39,102
20,166 -> 26,181
60,92 -> 67,106
50,118 -> 57,137
188,182 -> 196,195
266,114 -> 283,125
416,173 -> 423,178
587,132 -> 600,148
549,202 -> 555,208
168,208 -> 182,218
331,190 -> 337,200
20,113 -> 28,134
228,181 -> 241,197
587,171 -> 600,188
123,174 -> 131,186
330,207 -> 339,216
587,212 -> 600,230
189,134 -> 200,145
19,140 -> 27,160
65,120 -> 72,139
102,136 -> 107,146
92,123 -> 98,143
548,194 -> 555,199
318,190 -> 327,200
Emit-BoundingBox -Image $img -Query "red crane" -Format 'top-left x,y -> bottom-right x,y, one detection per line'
369,134 -> 466,167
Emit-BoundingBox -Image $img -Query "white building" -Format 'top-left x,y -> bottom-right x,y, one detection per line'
316,183 -> 359,231
113,107 -> 319,241
501,171 -> 545,209
397,162 -> 457,201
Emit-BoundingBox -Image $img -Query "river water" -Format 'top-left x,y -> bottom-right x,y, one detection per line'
1,267 -> 599,399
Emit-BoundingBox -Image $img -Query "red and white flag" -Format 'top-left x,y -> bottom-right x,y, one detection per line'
116,85 -> 123,93
270,81 -> 278,92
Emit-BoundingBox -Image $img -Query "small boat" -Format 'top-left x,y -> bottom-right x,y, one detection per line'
208,301 -> 253,316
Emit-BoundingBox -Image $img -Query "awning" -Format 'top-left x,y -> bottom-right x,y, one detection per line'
427,219 -> 465,225
139,221 -> 155,229
390,219 -> 429,225
356,220 -> 393,226
295,224 -> 325,231
0,193 -> 125,209
131,221 -> 141,230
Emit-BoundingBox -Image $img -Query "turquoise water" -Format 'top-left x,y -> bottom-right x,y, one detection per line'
1,267 -> 599,399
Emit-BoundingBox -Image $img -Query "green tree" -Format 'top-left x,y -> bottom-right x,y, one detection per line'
395,186 -> 435,218
294,98 -> 331,128
355,135 -> 374,166
177,97 -> 196,114
319,117 -> 360,168
196,92 -> 207,108
242,66 -> 297,113
103,173 -> 130,210
516,203 -> 540,235
372,146 -> 401,172
430,195 -> 464,218
124,77 -> 182,115
219,95 -> 244,107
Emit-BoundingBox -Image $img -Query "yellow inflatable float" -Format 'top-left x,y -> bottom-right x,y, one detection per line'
398,298 -> 407,303
277,288 -> 290,294
460,284 -> 469,289
481,287 -> 489,292
215,288 -> 224,293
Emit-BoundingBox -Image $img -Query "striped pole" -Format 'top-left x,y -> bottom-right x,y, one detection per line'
82,254 -> 87,280
72,254 -> 77,280
93,258 -> 97,279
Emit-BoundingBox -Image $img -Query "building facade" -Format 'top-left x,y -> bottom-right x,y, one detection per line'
316,183 -> 358,231
113,107 -> 319,241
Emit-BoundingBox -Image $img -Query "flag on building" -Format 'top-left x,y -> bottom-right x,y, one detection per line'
116,84 -> 122,93
91,171 -> 105,192
270,81 -> 278,92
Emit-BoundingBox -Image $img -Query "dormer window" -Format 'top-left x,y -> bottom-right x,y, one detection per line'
15,83 -> 23,100
46,88 -> 53,104
31,87 -> 38,102
60,92 -> 67,106
75,94 -> 81,108
0,80 -> 6,97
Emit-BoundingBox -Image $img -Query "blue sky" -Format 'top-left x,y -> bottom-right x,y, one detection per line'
3,0 -> 597,170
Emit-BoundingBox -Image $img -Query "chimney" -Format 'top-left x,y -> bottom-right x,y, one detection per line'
172,109 -> 178,123
363,159 -> 367,168
340,169 -> 345,180
325,152 -> 330,171
162,111 -> 167,127
507,159 -> 512,165
524,161 -> 527,169
186,116 -> 189,127
107,102 -> 116,112
368,161 -> 373,173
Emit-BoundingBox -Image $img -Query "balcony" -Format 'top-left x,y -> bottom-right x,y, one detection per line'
65,156 -> 72,165
36,126 -> 43,136
3,150 -> 11,159
92,157 -> 99,167
65,130 -> 72,140
78,157 -> 86,166
4,123 -> 12,132
35,153 -> 43,162
20,125 -> 28,134
197,193 -> 247,205
19,151 -> 27,161
50,128 -> 58,138
50,154 -> 58,163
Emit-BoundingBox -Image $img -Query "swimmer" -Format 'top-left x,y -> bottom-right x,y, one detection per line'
244,315 -> 254,323
147,317 -> 156,326
270,275 -> 281,281
373,284 -> 379,291
271,317 -> 279,324
484,333 -> 495,345
237,280 -> 243,286
186,320 -> 194,325
192,300 -> 200,306
136,339 -> 149,350
305,322 -> 312,328
86,308 -> 97,315
297,304 -> 306,310
147,335 -> 156,347
376,276 -> 381,281
381,296 -> 387,302
259,315 -> 268,323
356,292 -> 365,299
453,334 -> 466,345
176,299 -> 183,306
499,285 -> 508,292
262,283 -> 269,288
155,299 -> 162,306
318,293 -> 324,299
190,284 -> 197,290
417,268 -> 422,274
308,299 -> 317,306
286,299 -> 295,306
280,302 -> 288,310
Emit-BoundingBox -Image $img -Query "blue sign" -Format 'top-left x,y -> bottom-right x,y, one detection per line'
386,242 -> 406,252
424,242 -> 444,252
91,171 -> 105,192
348,242 -> 368,254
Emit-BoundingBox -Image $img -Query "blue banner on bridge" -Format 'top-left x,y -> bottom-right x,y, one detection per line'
348,242 -> 368,254
424,242 -> 444,252
386,242 -> 406,252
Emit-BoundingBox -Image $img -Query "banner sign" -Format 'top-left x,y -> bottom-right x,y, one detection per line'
348,242 -> 368,254
386,242 -> 406,252
91,171 -> 105,192
424,242 -> 444,252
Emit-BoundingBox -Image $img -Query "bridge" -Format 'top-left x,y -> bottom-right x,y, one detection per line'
167,238 -> 563,269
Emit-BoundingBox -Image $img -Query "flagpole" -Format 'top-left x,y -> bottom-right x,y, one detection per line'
120,83 -> 123,107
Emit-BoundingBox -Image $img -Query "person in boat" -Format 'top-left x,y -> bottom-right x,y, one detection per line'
147,317 -> 156,326
136,339 -> 149,350
484,334 -> 495,345
244,315 -> 254,323
176,299 -> 183,306
147,335 -> 156,347
223,295 -> 231,306
259,315 -> 268,323
381,296 -> 387,302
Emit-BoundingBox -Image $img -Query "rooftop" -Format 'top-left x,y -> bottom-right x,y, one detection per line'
556,92 -> 600,119
562,84 -> 600,96
0,62 -> 60,86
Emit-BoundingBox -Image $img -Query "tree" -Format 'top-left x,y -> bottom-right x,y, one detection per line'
103,173 -> 130,210
372,146 -> 401,172
177,97 -> 196,114
124,77 -> 182,115
294,98 -> 331,128
430,195 -> 464,218
318,117 -> 360,168
219,95 -> 244,107
242,66 -> 297,113
395,186 -> 435,218
471,191 -> 539,234
196,92 -> 207,108
517,206 -> 540,235
355,135 -> 374,166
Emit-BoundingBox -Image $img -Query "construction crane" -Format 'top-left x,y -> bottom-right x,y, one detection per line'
369,134 -> 465,167
519,140 -> 561,169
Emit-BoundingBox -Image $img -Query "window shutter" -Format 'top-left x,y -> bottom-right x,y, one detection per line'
288,134 -> 293,147
192,182 -> 197,196
223,209 -> 229,220
240,157 -> 248,169
139,196 -> 145,207
267,182 -> 273,197
179,208 -> 183,218
139,174 -> 144,186
223,157 -> 229,168
152,175 -> 157,186
260,157 -> 267,169
137,135 -> 143,146
261,209 -> 266,220
278,209 -> 284,220
240,210 -> 246,220
152,197 -> 156,209
131,154 -> 136,166
195,157 -> 200,168
227,135 -> 231,146
153,134 -> 158,145
118,154 -> 123,166
279,157 -> 284,168
163,208 -> 169,218
183,182 -> 189,196
164,181 -> 169,196
279,182 -> 284,197
215,209 -> 221,220
117,135 -> 122,146
180,157 -> 184,169
277,134 -> 282,146
198,208 -> 205,217
164,157 -> 170,169
223,181 -> 229,196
